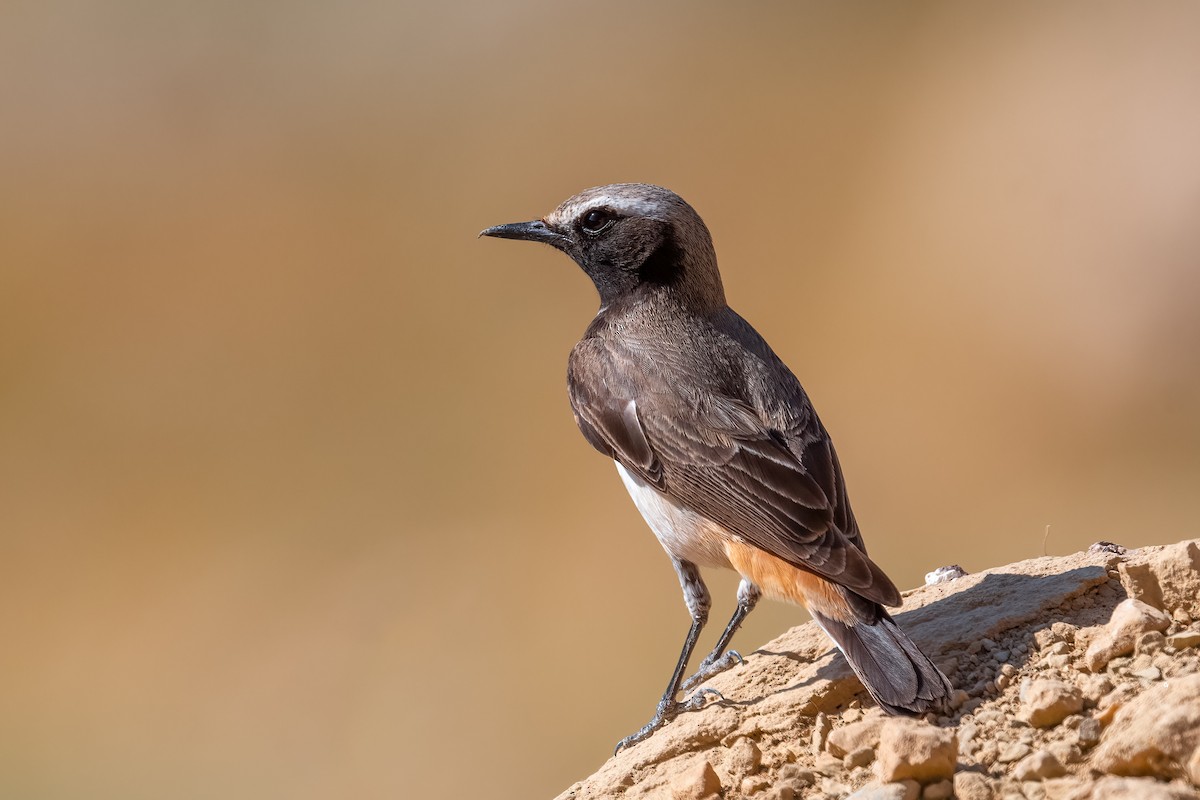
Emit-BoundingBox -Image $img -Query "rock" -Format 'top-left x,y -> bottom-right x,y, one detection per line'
1132,666 -> 1162,681
847,782 -> 919,800
1084,599 -> 1171,671
958,722 -> 980,756
922,779 -> 953,799
726,737 -> 761,776
1020,679 -> 1084,728
1169,631 -> 1200,650
998,742 -> 1033,763
671,759 -> 722,800
1138,630 -> 1168,655
1013,751 -> 1067,781
811,711 -> 832,755
815,751 -> 843,773
1188,747 -> 1200,786
551,541 -> 1200,800
1120,559 -> 1166,609
1092,673 -> 1200,780
845,746 -> 875,768
777,763 -> 816,789
1042,777 -> 1086,800
1047,741 -> 1082,766
1148,541 -> 1200,617
1118,541 -> 1200,617
1023,780 -> 1048,800
740,775 -> 770,795
827,717 -> 887,758
954,771 -> 995,800
1072,776 -> 1200,799
1076,717 -> 1101,748
1080,674 -> 1114,706
875,718 -> 956,784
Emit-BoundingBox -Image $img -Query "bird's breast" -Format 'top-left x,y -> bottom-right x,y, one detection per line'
614,462 -> 734,569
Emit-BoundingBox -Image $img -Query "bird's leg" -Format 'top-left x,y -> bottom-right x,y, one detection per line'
614,560 -> 713,754
681,579 -> 760,694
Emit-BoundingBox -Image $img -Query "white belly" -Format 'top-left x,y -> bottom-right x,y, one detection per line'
615,462 -> 734,569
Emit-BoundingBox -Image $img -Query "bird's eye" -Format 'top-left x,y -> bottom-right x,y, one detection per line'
580,208 -> 615,235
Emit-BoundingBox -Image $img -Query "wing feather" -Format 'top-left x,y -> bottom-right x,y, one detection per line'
568,338 -> 901,607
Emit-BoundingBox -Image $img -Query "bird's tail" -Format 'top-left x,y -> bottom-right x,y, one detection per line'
810,605 -> 952,716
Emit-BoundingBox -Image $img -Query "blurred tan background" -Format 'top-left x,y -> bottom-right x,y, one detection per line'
2,1 -> 1199,798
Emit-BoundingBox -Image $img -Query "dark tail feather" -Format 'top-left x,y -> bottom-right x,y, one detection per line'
810,606 -> 952,716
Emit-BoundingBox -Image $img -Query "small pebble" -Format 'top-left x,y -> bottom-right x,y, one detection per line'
997,742 -> 1032,763
844,746 -> 874,769
1131,666 -> 1161,681
922,779 -> 953,800
1135,630 -> 1166,655
1168,630 -> 1200,650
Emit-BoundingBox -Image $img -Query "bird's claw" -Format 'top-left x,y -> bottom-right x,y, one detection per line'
612,690 -> 723,755
680,649 -> 744,694
683,687 -> 725,709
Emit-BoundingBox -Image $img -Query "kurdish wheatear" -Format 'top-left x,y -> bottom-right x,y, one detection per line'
482,184 -> 951,752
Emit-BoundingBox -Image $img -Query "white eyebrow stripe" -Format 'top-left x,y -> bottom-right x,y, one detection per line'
575,194 -> 662,219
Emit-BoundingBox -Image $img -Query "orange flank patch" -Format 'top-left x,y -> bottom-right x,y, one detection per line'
723,540 -> 856,624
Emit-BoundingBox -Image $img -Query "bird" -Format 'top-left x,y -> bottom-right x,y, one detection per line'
480,183 -> 952,752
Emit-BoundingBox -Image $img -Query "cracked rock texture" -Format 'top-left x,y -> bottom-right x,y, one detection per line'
556,540 -> 1200,800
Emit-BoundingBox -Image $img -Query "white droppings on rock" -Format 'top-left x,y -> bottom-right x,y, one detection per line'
924,565 -> 968,585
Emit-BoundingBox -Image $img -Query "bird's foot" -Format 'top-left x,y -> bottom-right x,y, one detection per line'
680,649 -> 744,694
612,689 -> 723,755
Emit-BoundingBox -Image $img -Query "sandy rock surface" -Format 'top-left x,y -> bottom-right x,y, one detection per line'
556,542 -> 1200,796
555,540 -> 1200,800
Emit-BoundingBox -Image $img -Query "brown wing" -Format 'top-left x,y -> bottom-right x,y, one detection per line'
568,338 -> 901,608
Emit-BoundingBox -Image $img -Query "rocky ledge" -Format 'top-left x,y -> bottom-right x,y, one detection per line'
556,540 -> 1200,800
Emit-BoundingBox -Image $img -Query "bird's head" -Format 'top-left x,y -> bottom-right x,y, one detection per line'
481,183 -> 725,311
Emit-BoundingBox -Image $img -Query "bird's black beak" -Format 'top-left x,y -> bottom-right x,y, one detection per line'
479,220 -> 568,248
